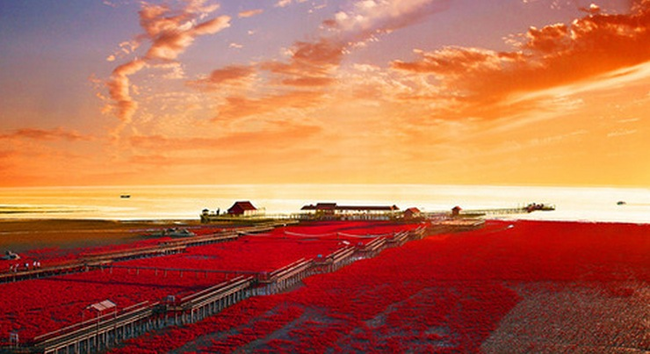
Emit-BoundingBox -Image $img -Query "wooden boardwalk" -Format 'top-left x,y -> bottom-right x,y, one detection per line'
1,220 -> 481,353
0,225 -> 274,284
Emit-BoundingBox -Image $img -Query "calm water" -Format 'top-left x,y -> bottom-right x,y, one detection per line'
0,184 -> 648,223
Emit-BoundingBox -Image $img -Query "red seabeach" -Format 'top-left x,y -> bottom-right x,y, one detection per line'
1,219 -> 648,353
106,220 -> 650,353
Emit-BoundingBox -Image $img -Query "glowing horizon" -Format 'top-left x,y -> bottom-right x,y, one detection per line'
1,0 -> 649,187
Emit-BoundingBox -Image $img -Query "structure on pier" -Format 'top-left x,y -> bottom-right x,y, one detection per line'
403,207 -> 422,220
227,201 -> 259,216
300,202 -> 400,220
201,201 -> 273,223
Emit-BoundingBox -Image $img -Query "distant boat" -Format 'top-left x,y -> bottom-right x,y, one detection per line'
617,201 -> 626,205
120,195 -> 131,199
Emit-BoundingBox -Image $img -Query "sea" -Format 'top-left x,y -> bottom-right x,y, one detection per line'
0,184 -> 648,224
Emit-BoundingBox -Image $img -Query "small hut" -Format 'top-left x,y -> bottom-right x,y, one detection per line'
404,207 -> 421,220
451,206 -> 462,217
227,201 -> 258,216
84,299 -> 117,321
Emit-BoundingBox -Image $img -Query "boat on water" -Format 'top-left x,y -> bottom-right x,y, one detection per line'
120,195 -> 131,199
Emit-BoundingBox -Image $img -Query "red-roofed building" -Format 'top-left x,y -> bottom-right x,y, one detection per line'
404,207 -> 421,220
227,201 -> 258,216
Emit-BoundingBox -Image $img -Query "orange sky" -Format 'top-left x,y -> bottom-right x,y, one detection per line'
0,0 -> 648,187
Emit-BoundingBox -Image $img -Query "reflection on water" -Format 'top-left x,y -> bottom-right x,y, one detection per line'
0,184 -> 648,223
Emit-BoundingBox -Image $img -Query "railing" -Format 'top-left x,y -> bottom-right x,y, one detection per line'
36,301 -> 156,354
0,225 -> 271,284
2,222 -> 483,353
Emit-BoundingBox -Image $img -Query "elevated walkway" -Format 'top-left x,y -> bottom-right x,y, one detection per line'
1,220 -> 484,353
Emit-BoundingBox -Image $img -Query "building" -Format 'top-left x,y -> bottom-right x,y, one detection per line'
301,202 -> 400,220
451,206 -> 462,217
403,207 -> 421,220
227,201 -> 259,216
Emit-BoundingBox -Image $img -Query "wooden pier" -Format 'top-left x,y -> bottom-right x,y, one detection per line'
0,225 -> 272,285
34,301 -> 156,354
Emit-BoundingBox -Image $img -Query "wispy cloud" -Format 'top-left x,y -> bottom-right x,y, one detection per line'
391,1 -> 650,119
130,120 -> 321,152
0,127 -> 93,142
328,0 -> 451,45
197,0 -> 451,123
214,91 -> 326,122
104,0 -> 231,135
275,0 -> 308,8
106,59 -> 147,126
139,3 -> 230,61
238,9 -> 263,18
188,65 -> 256,89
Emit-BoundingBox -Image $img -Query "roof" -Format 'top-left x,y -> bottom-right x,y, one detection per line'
301,203 -> 400,212
316,202 -> 337,210
88,300 -> 116,312
405,207 -> 421,213
301,203 -> 336,211
336,205 -> 399,211
229,201 -> 257,211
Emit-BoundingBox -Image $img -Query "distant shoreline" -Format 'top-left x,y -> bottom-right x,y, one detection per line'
1,217 -> 646,254
0,218 -> 200,253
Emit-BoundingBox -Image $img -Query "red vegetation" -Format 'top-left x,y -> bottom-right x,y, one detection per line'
107,220 -> 650,353
2,220 -> 648,352
117,221 -> 420,272
0,221 -> 417,344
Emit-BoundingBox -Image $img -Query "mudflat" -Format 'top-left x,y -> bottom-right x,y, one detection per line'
0,219 -> 199,251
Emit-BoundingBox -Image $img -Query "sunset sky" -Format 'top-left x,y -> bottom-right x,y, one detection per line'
1,0 -> 648,187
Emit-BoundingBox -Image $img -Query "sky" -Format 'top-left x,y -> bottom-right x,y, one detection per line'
0,0 -> 648,187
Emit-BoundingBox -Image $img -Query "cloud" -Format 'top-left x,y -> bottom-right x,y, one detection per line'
214,91 -> 325,122
259,37 -> 346,86
102,0 -> 119,8
329,0 -> 451,45
130,120 -> 321,152
106,59 -> 147,124
0,127 -> 93,142
105,0 -> 231,133
579,3 -> 600,15
276,0 -> 292,7
238,9 -> 263,18
187,65 -> 257,91
106,41 -> 140,63
140,5 -> 231,61
206,65 -> 256,84
188,0 -> 451,123
275,0 -> 308,8
196,36 -> 345,121
391,2 -> 650,119
281,76 -> 336,87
